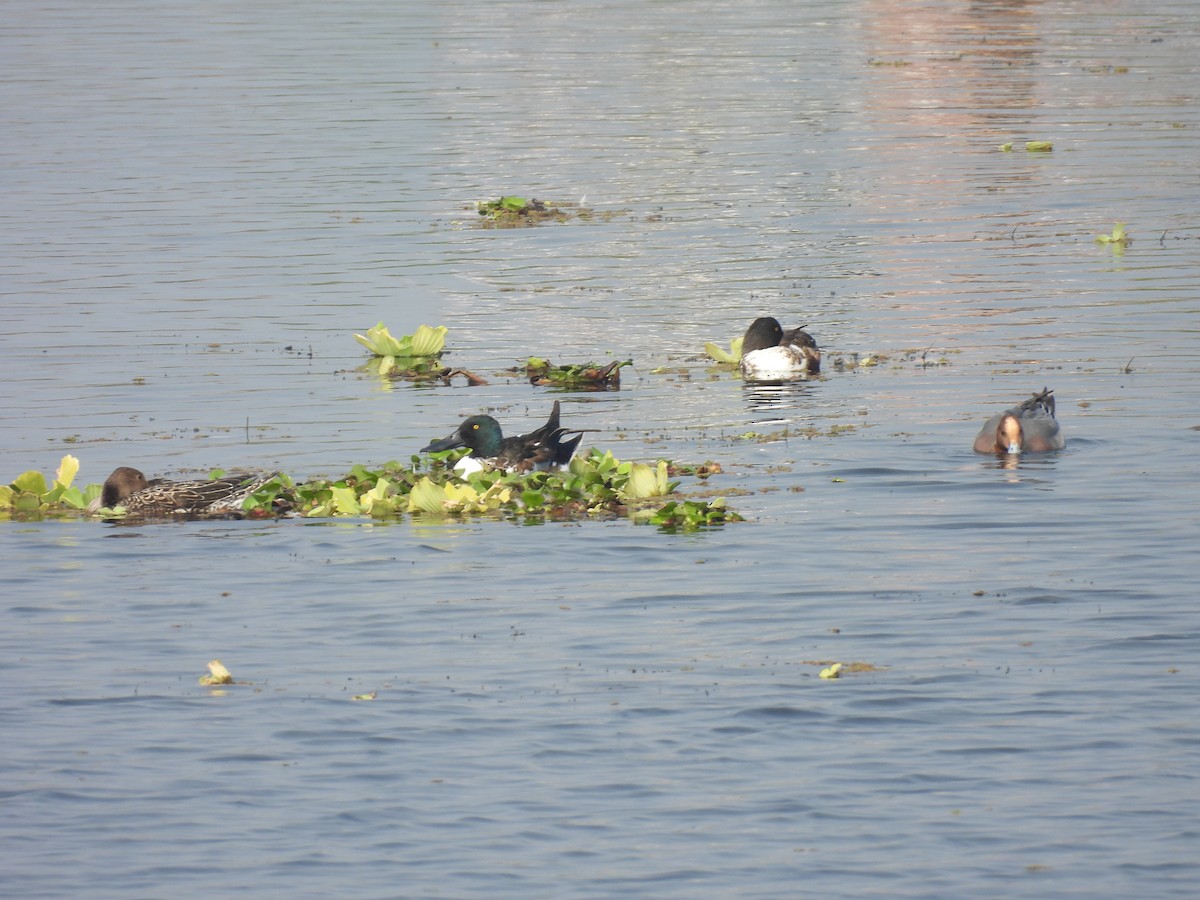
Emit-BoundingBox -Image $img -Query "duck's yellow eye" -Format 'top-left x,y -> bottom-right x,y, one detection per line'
472,423 -> 479,430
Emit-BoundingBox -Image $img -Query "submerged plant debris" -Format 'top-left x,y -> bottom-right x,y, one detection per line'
4,453 -> 740,532
521,358 -> 629,390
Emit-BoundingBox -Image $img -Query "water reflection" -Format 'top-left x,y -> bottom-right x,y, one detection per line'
741,378 -> 821,414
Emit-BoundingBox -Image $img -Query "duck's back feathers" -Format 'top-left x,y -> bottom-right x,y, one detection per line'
973,387 -> 1064,454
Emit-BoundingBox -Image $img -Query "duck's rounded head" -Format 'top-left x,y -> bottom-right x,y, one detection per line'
998,414 -> 1023,454
742,317 -> 785,354
101,466 -> 150,507
421,415 -> 504,458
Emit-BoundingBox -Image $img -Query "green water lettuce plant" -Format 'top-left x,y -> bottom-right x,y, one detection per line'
354,322 -> 448,377
5,452 -> 740,531
1095,222 -> 1131,247
704,335 -> 744,365
1,455 -> 97,517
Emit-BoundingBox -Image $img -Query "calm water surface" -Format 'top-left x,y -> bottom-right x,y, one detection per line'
3,1 -> 1199,897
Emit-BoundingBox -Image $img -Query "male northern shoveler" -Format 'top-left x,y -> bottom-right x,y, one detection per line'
421,400 -> 588,474
87,466 -> 279,516
739,316 -> 821,380
973,388 -> 1065,455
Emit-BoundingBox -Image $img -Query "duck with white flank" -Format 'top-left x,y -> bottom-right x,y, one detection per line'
738,316 -> 821,380
421,400 -> 589,474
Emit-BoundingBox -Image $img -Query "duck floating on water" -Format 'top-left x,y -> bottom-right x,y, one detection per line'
421,400 -> 589,474
738,316 -> 821,380
88,466 -> 279,516
973,388 -> 1065,455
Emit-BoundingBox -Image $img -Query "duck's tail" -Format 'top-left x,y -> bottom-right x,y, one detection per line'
1022,387 -> 1055,417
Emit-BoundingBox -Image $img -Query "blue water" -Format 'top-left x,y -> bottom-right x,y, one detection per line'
3,1 -> 1199,897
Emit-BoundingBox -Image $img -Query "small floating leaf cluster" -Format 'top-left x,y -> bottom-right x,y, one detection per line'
0,455 -> 97,517
1095,222 -> 1131,247
354,322 -> 448,378
523,357 -> 629,390
4,453 -> 739,532
475,196 -> 571,227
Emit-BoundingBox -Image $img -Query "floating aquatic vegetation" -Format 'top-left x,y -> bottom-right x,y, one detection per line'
354,322 -> 450,378
6,452 -> 740,531
199,660 -> 234,686
1095,222 -> 1131,248
704,335 -> 745,366
0,455 -> 97,517
474,196 -> 583,227
523,357 -> 629,390
999,140 -> 1053,152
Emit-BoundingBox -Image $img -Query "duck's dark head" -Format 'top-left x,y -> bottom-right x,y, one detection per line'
422,415 -> 504,458
101,466 -> 150,507
742,317 -> 785,354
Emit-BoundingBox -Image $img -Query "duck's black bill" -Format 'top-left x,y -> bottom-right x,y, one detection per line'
421,433 -> 466,453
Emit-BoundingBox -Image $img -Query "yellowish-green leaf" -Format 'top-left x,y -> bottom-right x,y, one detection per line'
704,341 -> 736,364
410,324 -> 447,357
999,142 -> 1013,152
620,461 -> 671,499
819,663 -> 843,680
1025,140 -> 1053,152
55,455 -> 80,489
353,331 -> 380,352
12,471 -> 48,496
330,485 -> 362,516
443,481 -> 480,511
408,477 -> 447,514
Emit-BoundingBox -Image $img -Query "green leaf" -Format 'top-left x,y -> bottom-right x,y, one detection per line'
619,461 -> 671,499
1025,140 -> 1053,152
407,477 -> 446,515
12,471 -> 48,496
705,341 -> 736,364
410,324 -> 447,357
330,485 -> 362,516
55,455 -> 80,489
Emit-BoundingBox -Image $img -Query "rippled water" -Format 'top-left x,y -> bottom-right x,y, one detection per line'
3,1 -> 1199,897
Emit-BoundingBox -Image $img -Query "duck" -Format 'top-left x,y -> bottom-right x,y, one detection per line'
421,400 -> 589,474
738,316 -> 821,380
87,466 -> 279,516
973,388 -> 1065,455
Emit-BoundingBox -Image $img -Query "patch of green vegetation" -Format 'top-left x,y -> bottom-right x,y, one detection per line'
1095,222 -> 1131,247
0,455 -> 97,518
704,335 -> 744,366
5,452 -> 741,532
354,322 -> 449,379
522,358 -> 630,390
474,196 -> 585,228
